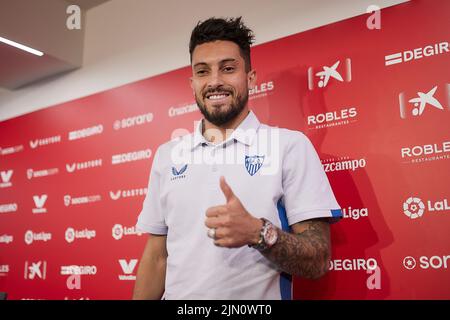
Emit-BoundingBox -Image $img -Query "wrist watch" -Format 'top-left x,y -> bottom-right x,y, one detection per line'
249,218 -> 278,251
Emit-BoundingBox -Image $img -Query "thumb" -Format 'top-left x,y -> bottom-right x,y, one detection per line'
219,176 -> 234,203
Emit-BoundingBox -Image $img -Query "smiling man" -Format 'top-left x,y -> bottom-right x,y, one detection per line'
133,17 -> 342,300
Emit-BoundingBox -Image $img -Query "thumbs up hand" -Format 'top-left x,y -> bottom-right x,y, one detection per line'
205,176 -> 263,248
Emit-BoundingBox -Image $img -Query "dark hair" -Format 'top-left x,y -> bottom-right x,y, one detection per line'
189,17 -> 255,72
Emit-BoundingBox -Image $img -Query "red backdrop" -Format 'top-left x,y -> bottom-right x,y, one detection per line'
1,0 -> 449,300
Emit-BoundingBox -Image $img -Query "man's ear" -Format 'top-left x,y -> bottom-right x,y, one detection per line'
247,69 -> 257,90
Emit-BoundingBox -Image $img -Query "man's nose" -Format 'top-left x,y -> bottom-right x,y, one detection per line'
206,70 -> 225,88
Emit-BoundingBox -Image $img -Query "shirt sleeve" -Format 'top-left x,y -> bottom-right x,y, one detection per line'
281,131 -> 342,225
136,146 -> 168,235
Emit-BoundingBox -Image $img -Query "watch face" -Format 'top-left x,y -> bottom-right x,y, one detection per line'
264,224 -> 278,246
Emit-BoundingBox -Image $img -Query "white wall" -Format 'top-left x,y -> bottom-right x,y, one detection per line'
0,0 -> 407,122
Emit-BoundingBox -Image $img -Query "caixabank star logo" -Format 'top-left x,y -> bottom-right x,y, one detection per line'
307,59 -> 352,90
398,84 -> 449,119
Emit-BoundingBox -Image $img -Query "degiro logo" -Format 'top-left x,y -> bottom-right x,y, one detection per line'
385,41 -> 449,66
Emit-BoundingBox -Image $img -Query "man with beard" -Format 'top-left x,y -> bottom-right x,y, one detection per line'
133,17 -> 342,300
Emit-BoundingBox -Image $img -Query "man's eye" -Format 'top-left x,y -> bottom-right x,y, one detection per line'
196,70 -> 207,75
223,67 -> 234,72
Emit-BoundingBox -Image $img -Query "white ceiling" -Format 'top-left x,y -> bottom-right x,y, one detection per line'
62,0 -> 111,10
0,0 -> 111,90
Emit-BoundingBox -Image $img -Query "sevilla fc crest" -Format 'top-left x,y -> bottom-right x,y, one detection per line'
245,155 -> 264,176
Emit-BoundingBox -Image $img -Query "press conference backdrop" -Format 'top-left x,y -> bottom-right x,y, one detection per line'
0,0 -> 449,300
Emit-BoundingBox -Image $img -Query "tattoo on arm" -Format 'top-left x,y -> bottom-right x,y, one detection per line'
260,219 -> 331,279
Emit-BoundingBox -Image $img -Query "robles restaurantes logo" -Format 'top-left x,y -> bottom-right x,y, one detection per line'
385,41 -> 449,66
403,196 -> 450,219
307,107 -> 358,130
401,141 -> 450,164
249,81 -> 274,100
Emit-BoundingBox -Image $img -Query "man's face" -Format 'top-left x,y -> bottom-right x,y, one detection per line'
190,40 -> 256,126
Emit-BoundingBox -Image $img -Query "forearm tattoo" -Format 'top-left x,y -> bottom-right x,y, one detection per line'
260,219 -> 331,279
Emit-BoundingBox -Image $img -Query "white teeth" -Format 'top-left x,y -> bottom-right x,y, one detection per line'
207,94 -> 229,100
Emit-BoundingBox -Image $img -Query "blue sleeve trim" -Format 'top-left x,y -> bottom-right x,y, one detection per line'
331,209 -> 343,218
277,199 -> 292,300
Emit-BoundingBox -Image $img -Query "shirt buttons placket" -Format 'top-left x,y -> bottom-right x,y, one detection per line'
208,145 -> 221,187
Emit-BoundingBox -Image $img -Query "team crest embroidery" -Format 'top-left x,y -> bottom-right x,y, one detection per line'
171,164 -> 188,181
245,155 -> 264,176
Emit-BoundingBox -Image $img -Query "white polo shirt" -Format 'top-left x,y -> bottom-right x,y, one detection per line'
136,110 -> 342,300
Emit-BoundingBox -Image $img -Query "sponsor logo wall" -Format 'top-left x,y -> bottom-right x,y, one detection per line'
0,1 -> 448,299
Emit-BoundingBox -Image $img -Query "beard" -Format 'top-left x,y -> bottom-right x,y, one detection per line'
195,86 -> 248,126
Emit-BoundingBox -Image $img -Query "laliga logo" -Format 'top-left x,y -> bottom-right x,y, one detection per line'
24,230 -> 34,245
399,85 -> 449,119
112,224 -> 142,240
308,59 -> 352,90
65,228 -> 76,243
403,196 -> 450,219
403,197 -> 425,219
112,224 -> 124,240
